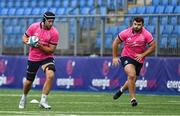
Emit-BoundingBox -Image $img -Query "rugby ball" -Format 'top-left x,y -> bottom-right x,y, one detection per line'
27,36 -> 39,47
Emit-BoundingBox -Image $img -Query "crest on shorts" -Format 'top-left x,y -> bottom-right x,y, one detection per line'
124,60 -> 128,65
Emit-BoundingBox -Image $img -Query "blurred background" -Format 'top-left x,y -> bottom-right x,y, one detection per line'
0,0 -> 179,56
0,0 -> 180,95
0,1 -> 180,114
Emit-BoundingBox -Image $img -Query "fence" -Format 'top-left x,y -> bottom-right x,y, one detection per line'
0,14 -> 180,56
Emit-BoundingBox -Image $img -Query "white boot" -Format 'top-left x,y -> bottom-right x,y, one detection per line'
39,94 -> 51,109
39,102 -> 51,109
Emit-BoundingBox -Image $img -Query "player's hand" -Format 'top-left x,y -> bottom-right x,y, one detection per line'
112,57 -> 120,67
35,42 -> 42,48
33,41 -> 39,47
135,54 -> 144,62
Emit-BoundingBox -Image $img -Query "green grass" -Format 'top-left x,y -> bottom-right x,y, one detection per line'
0,89 -> 180,115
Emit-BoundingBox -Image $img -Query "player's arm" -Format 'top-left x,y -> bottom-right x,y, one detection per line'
22,34 -> 37,47
22,34 -> 29,45
36,43 -> 57,54
112,36 -> 122,66
135,40 -> 156,61
23,23 -> 35,45
142,40 -> 156,57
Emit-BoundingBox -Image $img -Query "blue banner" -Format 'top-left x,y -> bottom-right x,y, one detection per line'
0,55 -> 180,95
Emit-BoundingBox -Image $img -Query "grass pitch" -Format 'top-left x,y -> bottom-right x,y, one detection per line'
0,89 -> 180,115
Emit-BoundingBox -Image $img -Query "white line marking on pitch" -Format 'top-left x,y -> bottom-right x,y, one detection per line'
0,94 -> 101,97
48,101 -> 180,105
0,111 -> 143,115
168,101 -> 180,103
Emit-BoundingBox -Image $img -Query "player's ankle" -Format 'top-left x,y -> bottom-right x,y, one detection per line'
40,94 -> 47,103
120,87 -> 124,92
131,98 -> 136,101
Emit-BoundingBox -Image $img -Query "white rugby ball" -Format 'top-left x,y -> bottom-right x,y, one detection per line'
28,36 -> 39,47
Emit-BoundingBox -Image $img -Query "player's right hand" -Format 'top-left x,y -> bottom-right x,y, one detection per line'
112,57 -> 120,67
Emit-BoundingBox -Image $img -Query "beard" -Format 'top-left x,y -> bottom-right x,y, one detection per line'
45,25 -> 52,30
133,27 -> 142,33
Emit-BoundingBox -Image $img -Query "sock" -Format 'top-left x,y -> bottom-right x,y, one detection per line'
120,87 -> 124,92
40,94 -> 47,103
131,98 -> 136,102
21,94 -> 27,100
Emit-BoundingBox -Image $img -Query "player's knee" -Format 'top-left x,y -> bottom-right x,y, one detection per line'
26,72 -> 36,82
46,71 -> 55,80
24,79 -> 33,86
127,73 -> 136,80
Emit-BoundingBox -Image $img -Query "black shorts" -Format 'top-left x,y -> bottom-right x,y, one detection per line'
27,57 -> 55,78
120,56 -> 143,76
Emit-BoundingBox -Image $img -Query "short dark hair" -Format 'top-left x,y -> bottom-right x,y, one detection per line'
133,16 -> 144,24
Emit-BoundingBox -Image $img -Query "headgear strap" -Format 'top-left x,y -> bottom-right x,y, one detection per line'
43,11 -> 55,22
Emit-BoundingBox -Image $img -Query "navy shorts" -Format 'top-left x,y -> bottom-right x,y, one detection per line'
26,57 -> 55,81
120,56 -> 143,76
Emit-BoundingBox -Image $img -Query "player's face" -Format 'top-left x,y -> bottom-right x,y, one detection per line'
132,21 -> 143,33
44,19 -> 54,29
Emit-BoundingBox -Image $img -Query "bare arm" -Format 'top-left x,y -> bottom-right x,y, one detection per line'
112,36 -> 122,66
135,40 -> 156,61
22,34 -> 57,54
22,34 -> 29,45
36,44 -> 57,54
143,40 -> 156,57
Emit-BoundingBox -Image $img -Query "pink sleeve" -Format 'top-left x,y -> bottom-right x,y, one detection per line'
25,23 -> 35,37
50,31 -> 59,45
145,31 -> 154,44
118,29 -> 127,41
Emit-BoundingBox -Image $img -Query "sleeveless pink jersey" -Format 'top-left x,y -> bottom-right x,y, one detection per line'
25,22 -> 59,61
118,27 -> 153,63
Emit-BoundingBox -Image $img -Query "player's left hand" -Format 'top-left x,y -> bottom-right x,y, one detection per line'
135,54 -> 144,62
112,57 -> 120,67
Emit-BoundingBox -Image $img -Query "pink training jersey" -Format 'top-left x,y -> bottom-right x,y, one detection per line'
118,27 -> 153,63
25,22 -> 59,61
